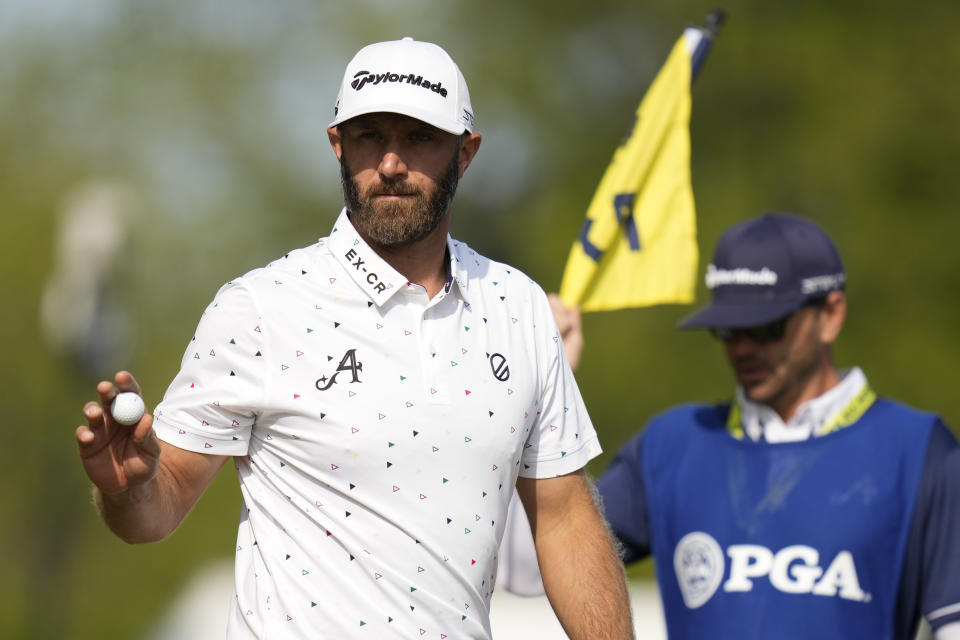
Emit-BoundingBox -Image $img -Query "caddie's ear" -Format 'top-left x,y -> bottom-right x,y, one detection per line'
327,126 -> 344,161
457,132 -> 482,178
819,290 -> 846,345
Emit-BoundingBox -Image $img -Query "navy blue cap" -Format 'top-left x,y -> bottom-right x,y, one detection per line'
678,213 -> 845,329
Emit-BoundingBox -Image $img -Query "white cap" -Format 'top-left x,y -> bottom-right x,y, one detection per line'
329,37 -> 475,134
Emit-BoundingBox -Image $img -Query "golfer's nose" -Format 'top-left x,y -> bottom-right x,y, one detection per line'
378,149 -> 408,180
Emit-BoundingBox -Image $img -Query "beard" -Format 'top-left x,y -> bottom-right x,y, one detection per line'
341,144 -> 461,248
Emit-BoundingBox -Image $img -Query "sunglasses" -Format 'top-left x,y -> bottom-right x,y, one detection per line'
709,316 -> 789,343
709,298 -> 828,344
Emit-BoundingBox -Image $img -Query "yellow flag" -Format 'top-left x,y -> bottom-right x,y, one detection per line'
559,30 -> 704,311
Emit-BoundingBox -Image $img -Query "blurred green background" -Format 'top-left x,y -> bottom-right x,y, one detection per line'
2,0 -> 958,637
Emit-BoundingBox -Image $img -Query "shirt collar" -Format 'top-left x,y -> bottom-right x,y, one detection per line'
327,208 -> 469,307
735,367 -> 869,443
446,236 -> 473,301
327,209 -> 409,306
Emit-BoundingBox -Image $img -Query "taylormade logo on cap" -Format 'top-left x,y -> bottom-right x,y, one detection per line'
349,70 -> 449,97
329,37 -> 475,135
705,264 -> 778,289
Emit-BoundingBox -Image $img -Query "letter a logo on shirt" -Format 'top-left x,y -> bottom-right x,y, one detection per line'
316,348 -> 363,391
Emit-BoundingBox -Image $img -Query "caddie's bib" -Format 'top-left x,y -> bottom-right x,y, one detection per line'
642,399 -> 935,640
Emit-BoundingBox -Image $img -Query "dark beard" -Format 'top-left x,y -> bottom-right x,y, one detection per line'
341,144 -> 461,248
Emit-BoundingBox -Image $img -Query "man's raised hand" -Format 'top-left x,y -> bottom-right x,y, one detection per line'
76,370 -> 160,497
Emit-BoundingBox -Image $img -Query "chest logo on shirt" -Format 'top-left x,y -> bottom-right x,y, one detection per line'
487,352 -> 510,381
316,348 -> 363,391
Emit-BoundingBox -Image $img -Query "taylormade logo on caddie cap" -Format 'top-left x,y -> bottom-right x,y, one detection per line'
706,265 -> 846,296
349,70 -> 449,97
705,264 -> 778,289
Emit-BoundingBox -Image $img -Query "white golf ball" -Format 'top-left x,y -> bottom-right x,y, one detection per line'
111,392 -> 145,426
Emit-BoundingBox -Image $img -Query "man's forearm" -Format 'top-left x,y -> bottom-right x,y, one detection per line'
539,513 -> 633,638
93,467 -> 185,543
93,446 -> 227,544
523,474 -> 634,639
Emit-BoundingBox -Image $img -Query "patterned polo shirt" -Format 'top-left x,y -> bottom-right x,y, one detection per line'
152,209 -> 601,639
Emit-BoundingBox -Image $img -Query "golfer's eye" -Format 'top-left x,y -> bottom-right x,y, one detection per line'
410,131 -> 433,143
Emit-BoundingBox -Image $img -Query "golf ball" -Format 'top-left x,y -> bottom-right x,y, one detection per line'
111,392 -> 145,426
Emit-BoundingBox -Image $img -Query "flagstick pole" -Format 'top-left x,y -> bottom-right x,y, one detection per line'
691,9 -> 726,81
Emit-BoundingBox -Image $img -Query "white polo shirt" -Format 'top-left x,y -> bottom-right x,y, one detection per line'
153,209 -> 601,639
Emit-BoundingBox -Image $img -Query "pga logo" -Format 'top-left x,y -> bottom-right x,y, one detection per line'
673,531 -> 869,609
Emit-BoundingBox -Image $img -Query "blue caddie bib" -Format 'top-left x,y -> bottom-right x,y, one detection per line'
642,399 -> 935,640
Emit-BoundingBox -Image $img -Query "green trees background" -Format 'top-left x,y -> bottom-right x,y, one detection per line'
2,1 -> 958,637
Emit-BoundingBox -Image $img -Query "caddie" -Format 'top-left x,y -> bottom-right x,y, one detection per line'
597,212 -> 960,639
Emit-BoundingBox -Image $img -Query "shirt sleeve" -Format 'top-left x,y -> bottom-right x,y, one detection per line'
923,437 -> 960,630
596,432 -> 651,564
518,287 -> 601,478
152,279 -> 267,456
895,419 -> 960,635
